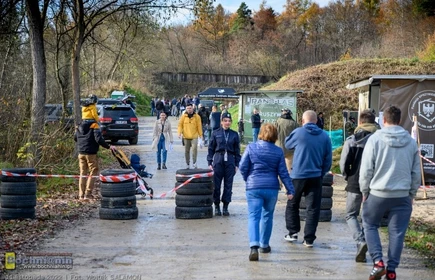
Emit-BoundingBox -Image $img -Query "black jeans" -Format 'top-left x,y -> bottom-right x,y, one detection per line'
285,176 -> 322,243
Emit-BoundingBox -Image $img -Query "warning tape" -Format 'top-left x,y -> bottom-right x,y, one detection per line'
420,154 -> 435,166
156,171 -> 214,199
0,170 -> 136,182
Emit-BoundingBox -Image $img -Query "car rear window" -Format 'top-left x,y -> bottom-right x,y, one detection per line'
103,107 -> 135,118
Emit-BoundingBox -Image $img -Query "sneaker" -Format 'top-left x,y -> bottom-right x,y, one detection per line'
162,163 -> 167,169
303,240 -> 314,248
249,247 -> 259,261
185,163 -> 190,169
386,269 -> 396,280
284,233 -> 298,242
356,242 -> 368,262
192,162 -> 197,169
259,246 -> 271,253
369,260 -> 386,280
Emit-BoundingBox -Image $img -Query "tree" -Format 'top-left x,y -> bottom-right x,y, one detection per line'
231,2 -> 252,32
25,0 -> 49,166
253,1 -> 277,39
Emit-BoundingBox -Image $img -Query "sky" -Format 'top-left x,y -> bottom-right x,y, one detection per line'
218,0 -> 331,14
168,0 -> 331,26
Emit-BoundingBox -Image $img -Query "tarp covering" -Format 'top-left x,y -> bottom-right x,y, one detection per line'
328,129 -> 344,151
198,87 -> 239,99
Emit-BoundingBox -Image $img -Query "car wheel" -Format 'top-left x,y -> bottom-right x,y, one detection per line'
322,185 -> 333,198
0,182 -> 37,195
111,139 -> 119,143
175,194 -> 213,207
175,168 -> 213,183
128,136 -> 138,145
175,182 -> 214,195
0,168 -> 36,182
322,173 -> 334,186
299,209 -> 332,222
299,197 -> 333,210
100,196 -> 136,208
100,182 -> 136,197
99,207 -> 138,220
1,195 -> 37,208
100,169 -> 136,183
0,208 -> 36,220
175,206 -> 213,219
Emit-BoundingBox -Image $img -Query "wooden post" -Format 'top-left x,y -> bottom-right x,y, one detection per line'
413,115 -> 427,199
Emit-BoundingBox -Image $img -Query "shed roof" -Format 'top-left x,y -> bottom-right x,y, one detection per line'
347,75 -> 435,89
235,90 -> 303,95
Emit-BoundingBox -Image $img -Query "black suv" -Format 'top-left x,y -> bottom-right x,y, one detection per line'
98,104 -> 139,145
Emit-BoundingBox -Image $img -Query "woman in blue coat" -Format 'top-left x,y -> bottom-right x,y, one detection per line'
239,123 -> 295,261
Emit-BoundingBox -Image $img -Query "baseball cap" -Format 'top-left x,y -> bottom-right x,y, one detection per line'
221,112 -> 232,120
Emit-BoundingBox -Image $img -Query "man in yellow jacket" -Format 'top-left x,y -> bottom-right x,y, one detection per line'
178,103 -> 204,169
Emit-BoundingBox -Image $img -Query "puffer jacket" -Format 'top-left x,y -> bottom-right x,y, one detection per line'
239,140 -> 295,195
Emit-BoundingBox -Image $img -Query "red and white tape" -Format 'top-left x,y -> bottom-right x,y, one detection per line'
156,171 -> 214,199
0,170 -> 136,182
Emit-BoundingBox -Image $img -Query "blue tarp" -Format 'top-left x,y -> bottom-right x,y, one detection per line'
327,129 -> 343,150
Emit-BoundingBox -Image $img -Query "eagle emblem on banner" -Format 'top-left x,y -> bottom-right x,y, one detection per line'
419,99 -> 435,122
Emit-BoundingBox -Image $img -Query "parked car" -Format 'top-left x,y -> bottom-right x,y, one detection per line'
44,104 -> 74,129
98,104 -> 139,145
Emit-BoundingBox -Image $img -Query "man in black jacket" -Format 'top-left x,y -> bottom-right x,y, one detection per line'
74,122 -> 116,200
197,104 -> 210,145
339,109 -> 377,263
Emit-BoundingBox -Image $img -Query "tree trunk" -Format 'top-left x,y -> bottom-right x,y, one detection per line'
72,0 -> 85,126
25,0 -> 47,167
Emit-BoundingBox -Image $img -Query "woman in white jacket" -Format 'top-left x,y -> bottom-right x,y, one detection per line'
152,112 -> 173,170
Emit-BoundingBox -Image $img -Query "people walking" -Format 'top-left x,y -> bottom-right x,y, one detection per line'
155,98 -> 164,120
207,112 -> 240,216
74,121 -> 116,200
284,110 -> 332,247
339,109 -> 378,263
251,108 -> 263,143
178,103 -> 203,169
152,112 -> 173,170
275,108 -> 298,187
209,105 -> 221,140
239,123 -> 294,261
359,106 -> 420,280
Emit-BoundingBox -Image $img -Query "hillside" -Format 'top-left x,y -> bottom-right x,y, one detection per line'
263,59 -> 435,129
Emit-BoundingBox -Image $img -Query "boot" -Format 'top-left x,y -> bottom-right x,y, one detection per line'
157,164 -> 161,170
223,203 -> 230,216
162,163 -> 167,169
214,204 -> 222,216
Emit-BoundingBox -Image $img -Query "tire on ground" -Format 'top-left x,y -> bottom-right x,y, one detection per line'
0,195 -> 37,208
100,182 -> 136,197
0,168 -> 36,183
322,185 -> 333,198
175,169 -> 213,183
299,197 -> 333,210
0,182 -> 37,195
175,206 -> 213,219
101,196 -> 136,208
175,194 -> 213,207
299,209 -> 332,222
100,169 -> 136,183
0,207 -> 36,220
175,182 -> 213,195
99,207 -> 138,220
322,173 -> 334,186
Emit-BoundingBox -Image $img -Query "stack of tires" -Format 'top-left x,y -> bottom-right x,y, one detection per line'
99,169 -> 138,220
175,169 -> 214,219
0,168 -> 37,220
300,173 -> 333,222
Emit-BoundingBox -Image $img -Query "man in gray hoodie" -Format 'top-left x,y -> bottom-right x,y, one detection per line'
359,106 -> 421,280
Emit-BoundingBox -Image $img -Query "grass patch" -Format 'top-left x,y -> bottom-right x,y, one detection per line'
405,219 -> 435,267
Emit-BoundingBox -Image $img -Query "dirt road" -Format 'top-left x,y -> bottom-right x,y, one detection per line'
3,116 -> 434,280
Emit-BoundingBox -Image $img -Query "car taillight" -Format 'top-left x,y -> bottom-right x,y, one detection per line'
130,117 -> 138,123
100,117 -> 112,123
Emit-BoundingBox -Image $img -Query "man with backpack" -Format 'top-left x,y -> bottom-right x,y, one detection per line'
339,109 -> 377,263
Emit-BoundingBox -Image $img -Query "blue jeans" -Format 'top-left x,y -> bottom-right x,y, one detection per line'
362,195 -> 412,271
246,188 -> 279,248
156,134 -> 167,164
252,127 -> 260,143
346,192 -> 365,243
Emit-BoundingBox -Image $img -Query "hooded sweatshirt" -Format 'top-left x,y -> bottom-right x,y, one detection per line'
339,123 -> 377,193
359,125 -> 421,198
284,122 -> 332,179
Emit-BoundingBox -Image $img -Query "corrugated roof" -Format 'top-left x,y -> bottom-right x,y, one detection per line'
347,75 -> 435,89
